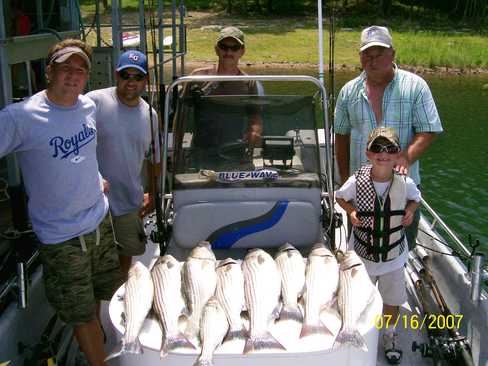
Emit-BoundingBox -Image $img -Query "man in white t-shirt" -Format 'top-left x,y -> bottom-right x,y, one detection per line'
336,127 -> 421,364
87,50 -> 159,276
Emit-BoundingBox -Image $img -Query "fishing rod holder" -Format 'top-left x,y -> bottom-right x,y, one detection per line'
470,253 -> 488,303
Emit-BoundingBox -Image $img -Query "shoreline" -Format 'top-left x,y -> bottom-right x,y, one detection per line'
185,60 -> 488,76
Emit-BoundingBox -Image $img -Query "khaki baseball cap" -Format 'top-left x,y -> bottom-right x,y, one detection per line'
216,26 -> 245,45
360,26 -> 393,52
367,127 -> 399,149
49,46 -> 91,69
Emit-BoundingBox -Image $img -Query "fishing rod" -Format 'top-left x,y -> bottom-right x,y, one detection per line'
145,0 -> 169,255
327,2 -> 335,128
407,255 -> 474,366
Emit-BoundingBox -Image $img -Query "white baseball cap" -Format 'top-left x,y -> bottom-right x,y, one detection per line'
360,26 -> 393,52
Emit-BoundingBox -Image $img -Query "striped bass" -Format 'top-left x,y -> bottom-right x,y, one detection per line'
334,250 -> 375,351
106,261 -> 154,360
275,243 -> 305,324
215,258 -> 246,342
300,243 -> 339,338
242,249 -> 284,353
182,241 -> 217,342
151,255 -> 195,357
193,297 -> 229,366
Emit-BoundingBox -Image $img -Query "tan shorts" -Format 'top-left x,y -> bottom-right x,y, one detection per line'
39,216 -> 124,325
369,266 -> 407,306
108,211 -> 147,256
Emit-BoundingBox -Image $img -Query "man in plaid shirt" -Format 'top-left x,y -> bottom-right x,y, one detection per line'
334,25 -> 443,253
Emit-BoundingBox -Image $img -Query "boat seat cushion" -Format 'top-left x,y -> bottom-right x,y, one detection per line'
173,198 -> 321,249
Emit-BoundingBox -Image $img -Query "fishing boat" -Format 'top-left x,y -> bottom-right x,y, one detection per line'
0,1 -> 487,366
95,74 -> 487,366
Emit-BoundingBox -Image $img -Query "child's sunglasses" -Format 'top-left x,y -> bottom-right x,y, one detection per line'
217,43 -> 242,52
119,70 -> 146,81
368,143 -> 400,154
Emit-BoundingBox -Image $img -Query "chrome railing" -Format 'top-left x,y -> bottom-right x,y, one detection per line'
420,198 -> 488,302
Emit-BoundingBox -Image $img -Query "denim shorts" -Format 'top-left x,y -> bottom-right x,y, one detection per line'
39,216 -> 124,325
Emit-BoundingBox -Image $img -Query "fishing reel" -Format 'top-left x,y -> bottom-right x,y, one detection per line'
412,335 -> 472,364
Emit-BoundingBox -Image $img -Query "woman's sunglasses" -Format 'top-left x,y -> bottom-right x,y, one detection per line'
119,70 -> 146,81
217,43 -> 242,52
368,143 -> 400,154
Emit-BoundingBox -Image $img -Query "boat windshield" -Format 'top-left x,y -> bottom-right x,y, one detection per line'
171,85 -> 323,189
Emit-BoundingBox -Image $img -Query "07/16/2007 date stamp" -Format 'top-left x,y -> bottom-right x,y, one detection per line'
374,314 -> 463,330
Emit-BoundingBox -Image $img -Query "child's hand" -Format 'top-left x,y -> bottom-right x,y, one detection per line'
350,210 -> 362,227
401,208 -> 414,226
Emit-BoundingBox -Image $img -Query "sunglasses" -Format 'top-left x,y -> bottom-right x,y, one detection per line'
217,43 -> 242,52
119,70 -> 146,81
368,143 -> 400,154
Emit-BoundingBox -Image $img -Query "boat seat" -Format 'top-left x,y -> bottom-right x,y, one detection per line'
172,187 -> 322,249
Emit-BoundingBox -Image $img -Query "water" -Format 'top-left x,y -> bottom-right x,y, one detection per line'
245,67 -> 488,255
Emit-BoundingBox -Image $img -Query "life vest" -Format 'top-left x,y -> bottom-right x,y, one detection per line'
353,165 -> 407,262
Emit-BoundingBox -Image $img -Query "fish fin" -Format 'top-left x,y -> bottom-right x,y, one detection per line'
243,332 -> 286,354
278,305 -> 303,323
120,311 -> 126,326
105,338 -> 143,361
299,322 -> 333,338
333,329 -> 368,352
166,332 -> 197,352
323,295 -> 337,310
193,357 -> 214,366
271,303 -> 282,320
223,327 -> 247,343
184,316 -> 200,340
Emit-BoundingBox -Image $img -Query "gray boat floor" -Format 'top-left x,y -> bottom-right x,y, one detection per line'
376,292 -> 431,366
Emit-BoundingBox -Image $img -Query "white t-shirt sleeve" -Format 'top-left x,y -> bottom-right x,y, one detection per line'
145,107 -> 161,164
405,176 -> 421,202
0,108 -> 23,156
335,175 -> 357,202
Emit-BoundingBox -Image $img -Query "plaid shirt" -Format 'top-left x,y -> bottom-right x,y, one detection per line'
334,65 -> 443,185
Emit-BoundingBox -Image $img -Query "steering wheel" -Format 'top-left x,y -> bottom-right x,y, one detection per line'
217,140 -> 252,162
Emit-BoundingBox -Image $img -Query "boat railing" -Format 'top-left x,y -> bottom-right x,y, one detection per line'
420,197 -> 488,299
421,197 -> 471,257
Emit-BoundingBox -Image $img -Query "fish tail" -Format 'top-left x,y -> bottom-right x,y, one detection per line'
243,332 -> 286,354
224,326 -> 247,343
164,332 -> 197,354
192,357 -> 214,366
105,338 -> 143,361
333,329 -> 368,351
299,321 -> 333,338
279,305 -> 303,323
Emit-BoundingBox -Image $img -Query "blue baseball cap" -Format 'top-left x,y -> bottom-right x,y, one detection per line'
116,50 -> 148,74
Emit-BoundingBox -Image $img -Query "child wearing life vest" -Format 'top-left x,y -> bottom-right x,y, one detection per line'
336,127 -> 421,365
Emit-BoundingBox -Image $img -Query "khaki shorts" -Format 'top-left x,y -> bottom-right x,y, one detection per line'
109,211 -> 147,256
369,266 -> 407,306
39,216 -> 124,325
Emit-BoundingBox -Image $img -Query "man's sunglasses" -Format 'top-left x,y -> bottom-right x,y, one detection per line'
368,143 -> 400,154
119,70 -> 146,81
217,43 -> 242,52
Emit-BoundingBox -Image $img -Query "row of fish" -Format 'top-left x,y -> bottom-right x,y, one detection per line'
106,242 -> 377,364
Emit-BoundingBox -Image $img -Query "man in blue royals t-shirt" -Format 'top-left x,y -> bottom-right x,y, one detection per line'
0,39 -> 122,366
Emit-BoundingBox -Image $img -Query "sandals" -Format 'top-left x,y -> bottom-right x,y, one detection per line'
383,332 -> 403,364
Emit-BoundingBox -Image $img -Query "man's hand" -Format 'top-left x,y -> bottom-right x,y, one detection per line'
102,179 -> 110,193
139,193 -> 154,218
394,151 -> 409,176
350,210 -> 362,227
245,130 -> 261,147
